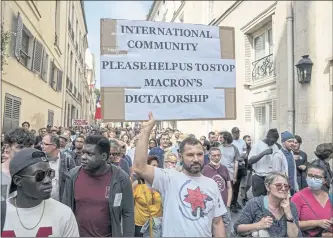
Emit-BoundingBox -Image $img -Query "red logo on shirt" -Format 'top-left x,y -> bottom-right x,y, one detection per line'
184,187 -> 208,211
2,227 -> 53,237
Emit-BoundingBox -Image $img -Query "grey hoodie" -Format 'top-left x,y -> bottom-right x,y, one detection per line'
61,164 -> 134,237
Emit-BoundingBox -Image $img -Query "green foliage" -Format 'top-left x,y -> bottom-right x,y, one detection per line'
94,88 -> 100,97
1,22 -> 11,71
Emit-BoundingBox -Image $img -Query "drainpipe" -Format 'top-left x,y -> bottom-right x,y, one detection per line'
287,1 -> 295,134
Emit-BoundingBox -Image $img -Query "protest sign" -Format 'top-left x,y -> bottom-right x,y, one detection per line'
100,55 -> 236,88
72,119 -> 88,126
100,19 -> 236,121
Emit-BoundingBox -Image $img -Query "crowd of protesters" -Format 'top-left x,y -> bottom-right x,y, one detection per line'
1,116 -> 333,237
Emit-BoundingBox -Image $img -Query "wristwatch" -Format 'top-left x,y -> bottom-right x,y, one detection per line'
286,217 -> 295,223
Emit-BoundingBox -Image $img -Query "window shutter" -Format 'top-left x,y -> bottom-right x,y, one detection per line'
41,51 -> 49,81
245,105 -> 252,122
272,99 -> 277,121
244,34 -> 252,84
12,98 -> 21,128
57,69 -> 63,92
49,60 -> 54,87
3,96 -> 13,133
32,39 -> 43,75
15,13 -> 23,60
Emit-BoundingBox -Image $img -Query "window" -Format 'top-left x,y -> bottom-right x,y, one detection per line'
252,22 -> 274,82
47,110 -> 54,126
20,30 -> 30,66
3,94 -> 21,133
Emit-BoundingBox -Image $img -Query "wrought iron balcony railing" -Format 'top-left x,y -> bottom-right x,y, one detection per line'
252,54 -> 275,82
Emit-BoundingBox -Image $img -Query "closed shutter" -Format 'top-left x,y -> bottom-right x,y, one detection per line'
15,13 -> 23,60
244,35 -> 252,84
3,94 -> 21,133
49,60 -> 54,87
41,51 -> 49,81
57,69 -> 63,92
32,39 -> 43,75
47,110 -> 54,126
245,105 -> 252,122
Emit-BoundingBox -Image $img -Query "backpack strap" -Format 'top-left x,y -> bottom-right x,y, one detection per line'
1,200 -> 7,233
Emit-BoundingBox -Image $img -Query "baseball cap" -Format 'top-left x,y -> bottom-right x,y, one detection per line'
9,148 -> 49,194
231,127 -> 241,133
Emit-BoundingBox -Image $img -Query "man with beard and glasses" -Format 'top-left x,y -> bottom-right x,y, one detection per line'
1,148 -> 79,237
62,135 -> 134,237
134,112 -> 227,237
248,129 -> 280,197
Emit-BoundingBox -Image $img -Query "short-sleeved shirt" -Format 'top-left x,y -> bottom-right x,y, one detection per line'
153,168 -> 226,237
219,145 -> 240,179
202,164 -> 231,206
291,188 -> 333,236
248,140 -> 279,176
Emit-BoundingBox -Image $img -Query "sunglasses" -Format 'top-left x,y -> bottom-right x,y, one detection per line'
20,169 -> 55,182
272,183 -> 290,190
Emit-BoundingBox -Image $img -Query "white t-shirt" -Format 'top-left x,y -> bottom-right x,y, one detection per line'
153,167 -> 226,237
49,158 -> 60,201
2,198 -> 79,237
248,140 -> 279,176
232,139 -> 246,154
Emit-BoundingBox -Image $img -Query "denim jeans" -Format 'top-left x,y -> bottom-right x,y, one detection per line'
222,209 -> 232,237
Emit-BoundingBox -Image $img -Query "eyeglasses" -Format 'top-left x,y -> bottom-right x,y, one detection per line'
41,142 -> 54,146
272,183 -> 290,191
307,174 -> 324,180
111,153 -> 120,157
20,169 -> 55,182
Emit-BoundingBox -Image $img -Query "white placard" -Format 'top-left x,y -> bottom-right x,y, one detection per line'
124,89 -> 225,120
115,19 -> 220,39
100,55 -> 236,89
112,34 -> 221,58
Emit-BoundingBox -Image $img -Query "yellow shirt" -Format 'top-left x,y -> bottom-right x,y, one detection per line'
133,184 -> 163,226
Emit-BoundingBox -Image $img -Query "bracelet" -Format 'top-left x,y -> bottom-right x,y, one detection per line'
286,217 -> 295,223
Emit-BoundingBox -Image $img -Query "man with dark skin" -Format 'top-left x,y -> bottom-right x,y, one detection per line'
62,135 -> 134,237
248,129 -> 280,197
1,148 -> 78,237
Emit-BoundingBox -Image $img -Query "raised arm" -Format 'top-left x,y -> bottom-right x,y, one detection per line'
133,112 -> 156,185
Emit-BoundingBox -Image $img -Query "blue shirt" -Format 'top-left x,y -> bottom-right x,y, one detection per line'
123,155 -> 132,168
282,148 -> 295,191
148,147 -> 164,168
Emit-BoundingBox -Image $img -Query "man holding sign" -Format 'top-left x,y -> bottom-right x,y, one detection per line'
133,112 -> 227,237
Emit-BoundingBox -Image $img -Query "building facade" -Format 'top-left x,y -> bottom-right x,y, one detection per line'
1,1 -> 68,132
85,49 -> 96,125
63,1 -> 88,128
147,1 -> 333,157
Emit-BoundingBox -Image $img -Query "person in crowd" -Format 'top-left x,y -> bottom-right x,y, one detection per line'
62,135 -> 134,237
41,134 -> 76,201
21,121 -> 30,130
1,128 -> 36,201
109,139 -> 130,176
293,135 -> 308,189
171,129 -> 181,146
1,145 -> 10,164
202,147 -> 233,236
202,139 -> 211,165
1,148 -> 79,237
109,130 -> 116,140
148,139 -> 157,150
163,151 -> 178,169
272,131 -> 299,196
291,164 -> 333,237
234,172 -> 301,237
59,134 -> 74,155
208,131 -> 218,146
118,142 -> 133,176
134,112 -> 227,237
310,143 -> 333,193
219,131 -> 242,213
1,133 -> 4,148
149,132 -> 171,168
121,133 -> 132,152
133,156 -> 163,237
72,135 -> 84,166
248,129 -> 280,197
240,135 -> 252,206
102,130 -> 109,138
